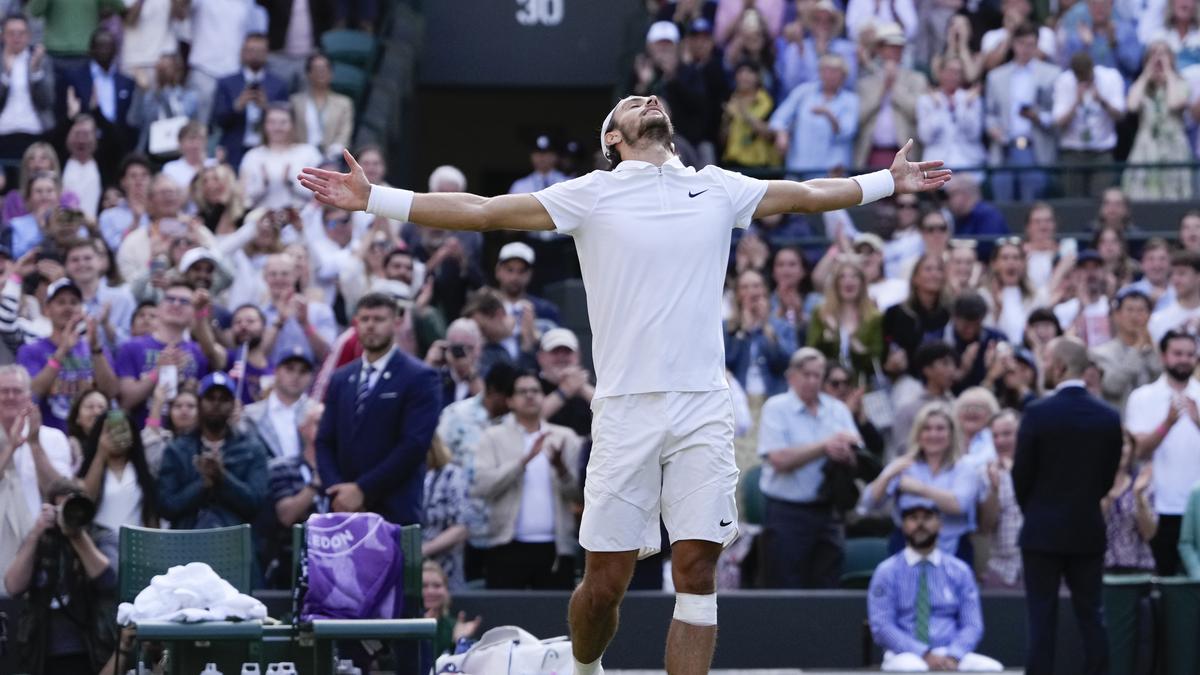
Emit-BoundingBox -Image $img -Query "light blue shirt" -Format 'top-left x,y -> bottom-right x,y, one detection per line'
768,82 -> 858,177
89,61 -> 118,124
757,390 -> 859,502
84,282 -> 137,350
879,459 -> 984,556
1007,62 -> 1041,139
509,170 -> 567,194
868,547 -> 985,659
774,36 -> 859,95
8,214 -> 42,259
1123,278 -> 1175,312
98,203 -> 150,253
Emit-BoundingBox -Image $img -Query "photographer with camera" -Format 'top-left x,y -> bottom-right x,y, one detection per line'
3,477 -> 118,675
426,318 -> 484,410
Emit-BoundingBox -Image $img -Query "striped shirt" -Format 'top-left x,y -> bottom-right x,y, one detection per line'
868,547 -> 985,660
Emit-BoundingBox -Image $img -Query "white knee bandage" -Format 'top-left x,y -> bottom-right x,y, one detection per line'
673,592 -> 717,626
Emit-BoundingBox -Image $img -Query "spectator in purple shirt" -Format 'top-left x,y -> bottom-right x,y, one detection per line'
16,278 -> 118,431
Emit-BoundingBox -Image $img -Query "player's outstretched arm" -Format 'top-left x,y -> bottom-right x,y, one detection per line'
753,139 -> 951,219
298,150 -> 555,232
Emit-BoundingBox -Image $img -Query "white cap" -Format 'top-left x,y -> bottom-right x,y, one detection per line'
540,327 -> 579,352
874,21 -> 906,46
646,21 -> 680,44
179,247 -> 218,272
370,278 -> 414,308
498,241 -> 535,266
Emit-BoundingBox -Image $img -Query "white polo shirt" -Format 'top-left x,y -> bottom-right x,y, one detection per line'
1125,375 -> 1200,515
533,157 -> 768,399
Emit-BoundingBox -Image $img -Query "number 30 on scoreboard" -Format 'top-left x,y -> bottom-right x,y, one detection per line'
516,0 -> 564,26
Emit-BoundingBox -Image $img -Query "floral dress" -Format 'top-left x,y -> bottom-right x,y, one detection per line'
423,463 -> 468,590
1123,85 -> 1193,200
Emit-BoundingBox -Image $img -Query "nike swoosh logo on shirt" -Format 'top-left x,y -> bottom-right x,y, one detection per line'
719,519 -> 732,527
688,190 -> 709,198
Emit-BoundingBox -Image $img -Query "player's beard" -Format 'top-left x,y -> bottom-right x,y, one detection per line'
622,112 -> 675,154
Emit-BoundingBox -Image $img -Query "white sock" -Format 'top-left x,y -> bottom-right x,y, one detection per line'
574,657 -> 603,674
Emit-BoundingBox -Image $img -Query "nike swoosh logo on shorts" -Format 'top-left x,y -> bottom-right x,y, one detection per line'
689,189 -> 709,198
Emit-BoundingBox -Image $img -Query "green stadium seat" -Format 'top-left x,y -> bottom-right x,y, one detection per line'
320,30 -> 379,69
839,536 -> 889,589
740,464 -> 765,526
331,62 -> 368,104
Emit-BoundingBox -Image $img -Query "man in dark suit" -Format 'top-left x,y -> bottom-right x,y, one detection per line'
316,292 -> 442,526
211,33 -> 288,170
57,28 -> 135,183
1013,336 -> 1122,675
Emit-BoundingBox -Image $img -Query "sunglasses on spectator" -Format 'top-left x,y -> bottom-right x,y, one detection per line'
949,238 -> 978,249
163,295 -> 193,306
995,236 -> 1024,247
922,223 -> 949,233
826,377 -> 851,388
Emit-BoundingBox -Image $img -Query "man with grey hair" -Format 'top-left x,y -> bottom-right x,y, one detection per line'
1014,336 -> 1121,675
428,164 -> 467,193
427,317 -> 484,410
757,347 -> 861,589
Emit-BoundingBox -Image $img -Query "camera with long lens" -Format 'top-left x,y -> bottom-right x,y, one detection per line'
59,492 -> 96,530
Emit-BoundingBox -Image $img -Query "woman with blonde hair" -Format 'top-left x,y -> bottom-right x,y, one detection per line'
862,402 -> 986,562
986,238 -> 1045,344
192,164 -> 246,235
2,141 -> 79,225
422,559 -> 482,663
955,386 -> 1001,465
422,436 -> 470,590
1122,40 -> 1192,200
807,257 -> 883,375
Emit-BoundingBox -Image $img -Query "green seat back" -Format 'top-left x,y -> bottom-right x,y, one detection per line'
839,537 -> 890,589
320,30 -> 378,69
118,524 -> 254,603
292,521 -> 423,619
741,464 -> 765,526
331,62 -> 367,103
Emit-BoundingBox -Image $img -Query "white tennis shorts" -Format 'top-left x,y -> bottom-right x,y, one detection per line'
579,389 -> 739,559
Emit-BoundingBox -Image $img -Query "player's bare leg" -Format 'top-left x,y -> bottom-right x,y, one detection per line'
568,550 -> 638,673
665,539 -> 722,675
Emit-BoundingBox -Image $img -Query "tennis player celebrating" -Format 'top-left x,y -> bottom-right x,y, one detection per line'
300,95 -> 949,675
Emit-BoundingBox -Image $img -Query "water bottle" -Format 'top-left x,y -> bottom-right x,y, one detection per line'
266,664 -> 297,674
199,665 -> 223,675
240,665 -> 261,675
335,659 -> 362,675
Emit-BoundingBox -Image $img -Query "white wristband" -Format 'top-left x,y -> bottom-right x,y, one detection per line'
366,185 -> 415,222
852,169 -> 895,206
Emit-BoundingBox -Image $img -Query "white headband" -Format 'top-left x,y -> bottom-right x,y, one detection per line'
600,97 -> 633,161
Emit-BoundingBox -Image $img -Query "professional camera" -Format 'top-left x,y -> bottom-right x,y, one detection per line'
59,491 -> 96,530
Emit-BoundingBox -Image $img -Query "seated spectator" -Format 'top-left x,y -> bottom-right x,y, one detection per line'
141,386 -> 197,476
857,233 -> 909,311
1125,237 -> 1174,311
193,164 -> 246,235
1052,52 -> 1126,197
260,252 -> 337,366
1093,225 -> 1137,291
65,388 -> 109,466
981,0 -> 1057,72
35,208 -> 93,262
224,304 -> 272,404
239,104 -> 321,211
1054,250 -> 1112,348
290,53 -> 354,160
867,503 -> 1003,672
508,134 -> 566,194
1022,307 -> 1063,366
466,289 -> 536,377
769,53 -> 857,179
78,409 -> 159,530
6,172 -> 66,259
890,343 -> 958,459
265,403 -> 325,588
807,258 -> 883,376
979,409 -> 1024,589
769,246 -> 820,334
422,560 -> 482,662
3,478 -> 119,674
161,122 -> 213,196
883,254 -> 951,381
537,328 -> 594,439
720,61 -> 779,168
984,239 -> 1042,344
1103,429 -> 1157,574
918,208 -> 951,262
58,29 -> 137,181
472,371 -> 581,589
16,278 -> 118,432
0,15 -> 54,172
955,387 -> 1000,467
156,372 -> 268,529
1090,289 -> 1161,410
60,117 -> 100,219
855,23 -> 928,170
423,437 -> 469,591
984,22 -> 1059,202
757,347 -> 861,589
824,362 -> 886,461
493,241 -> 560,343
775,0 -> 857,95
916,58 -> 985,178
1149,250 -> 1200,342
1058,0 -> 1143,83
242,347 -> 317,460
5,142 -> 81,226
947,242 -> 982,297
1123,42 -> 1193,200
726,269 -> 797,398
214,33 -> 288,170
130,300 -> 157,338
944,177 -> 1009,253
97,154 -> 152,253
867,402 -> 986,562
127,53 -> 199,158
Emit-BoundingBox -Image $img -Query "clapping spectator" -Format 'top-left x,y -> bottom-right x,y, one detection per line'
290,54 -> 354,161
978,409 -> 1024,588
6,171 -> 64,258
58,29 -> 137,181
726,269 -> 798,398
78,409 -> 159,530
5,142 -> 79,226
422,560 -> 483,660
240,104 -> 322,210
1059,0 -> 1144,83
981,0 -> 1057,72
1053,250 -> 1112,348
60,117 -> 101,219
883,253 -> 952,380
0,15 -> 54,170
214,33 -> 288,170
1145,0 -> 1200,70
1123,42 -> 1193,200
931,16 -> 984,86
1093,225 -> 1138,288
65,389 -> 109,466
97,154 -> 151,253
261,252 -> 337,366
140,384 -> 198,475
1102,430 -> 1158,574
1052,52 -> 1126,197
127,53 -> 199,158
64,238 -> 136,352
845,0 -> 918,45
824,362 -> 887,461
720,62 -> 780,168
775,0 -> 857,95
855,23 -> 928,170
769,246 -> 820,333
193,164 -> 246,235
917,58 -> 986,178
536,328 -> 594,438
119,0 -> 181,87
769,54 -> 857,179
162,123 -> 215,195
1149,250 -> 1200,342
1090,289 -> 1161,410
807,258 -> 883,376
985,239 -> 1042,344
723,9 -> 777,94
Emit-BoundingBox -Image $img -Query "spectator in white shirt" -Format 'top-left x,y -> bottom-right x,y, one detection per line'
161,122 -> 215,195
844,0 -> 919,44
0,15 -> 54,169
981,0 -> 1058,72
1052,52 -> 1126,197
916,57 -> 985,178
120,0 -> 179,87
1022,202 -> 1061,289
1053,250 -> 1113,348
77,408 -> 159,531
97,154 -> 152,253
289,53 -> 354,161
240,104 -> 321,211
60,117 -> 101,220
242,348 -> 318,460
1150,250 -> 1200,342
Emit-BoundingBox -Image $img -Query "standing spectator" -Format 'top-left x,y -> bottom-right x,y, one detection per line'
883,253 -> 952,381
6,172 -> 65,259
844,0 -> 918,44
290,53 -> 354,161
981,0 -> 1058,72
757,347 -> 861,588
493,241 -> 561,340
225,304 -> 271,405
127,54 -> 199,158
1014,337 -> 1122,675
16,278 -> 117,431
427,318 -> 482,410
1122,42 -> 1193,200
1052,52 -> 1126,197
58,29 -> 137,181
65,238 -> 136,352
242,347 -> 317,461
984,23 -> 1060,202
161,123 -> 213,194
807,258 -> 883,376
156,372 -> 268,529
1126,329 -> 1200,576
316,293 -> 441,525
1090,289 -> 1161,411
867,504 -> 1004,672
715,0 -> 786,45
239,104 -> 321,210
78,409 -> 159,530
472,371 -> 582,589
422,436 -> 470,591
855,23 -> 928,171
26,0 -> 123,67
213,33 -> 289,170
60,117 -> 100,219
1053,250 -> 1113,348
890,343 -> 958,458
917,58 -> 986,177
944,177 -> 1010,248
775,0 -> 857,95
1022,202 -> 1060,289
824,363 -> 886,460
725,269 -> 797,399
114,278 -> 211,425
681,17 -> 727,165
1102,430 -> 1157,573
956,387 -> 1000,465
65,389 -> 109,464
1149,250 -> 1200,342
0,15 -> 54,170
258,0 -> 332,89
722,9 -> 778,95
979,409 -> 1024,589
5,142 -> 79,226
1059,0 -> 1143,84
536,328 -> 594,439
985,239 -> 1041,344
720,62 -> 779,168
185,0 -> 258,125
509,134 -> 566,194
141,387 -> 198,476
116,175 -> 217,286
119,0 -> 179,87
1125,237 -> 1175,310
931,15 -> 985,88
769,54 -> 857,179
1145,0 -> 1200,69
466,288 -> 537,377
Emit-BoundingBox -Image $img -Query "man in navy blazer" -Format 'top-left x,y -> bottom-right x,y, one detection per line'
1013,336 -> 1122,675
211,33 -> 288,170
316,292 -> 442,526
57,29 -> 135,183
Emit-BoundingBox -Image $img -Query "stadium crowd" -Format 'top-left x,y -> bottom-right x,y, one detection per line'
2,0 -> 1200,672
